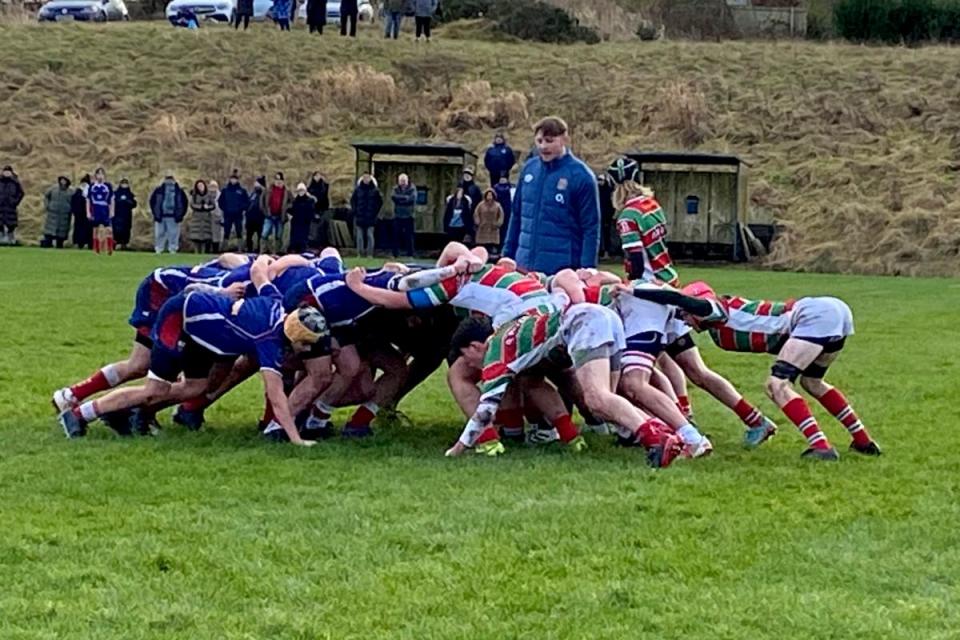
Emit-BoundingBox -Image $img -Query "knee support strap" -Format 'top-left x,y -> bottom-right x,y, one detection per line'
771,360 -> 802,383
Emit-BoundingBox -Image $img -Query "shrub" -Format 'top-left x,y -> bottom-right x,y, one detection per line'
492,0 -> 600,44
437,0 -> 495,22
834,0 -> 960,43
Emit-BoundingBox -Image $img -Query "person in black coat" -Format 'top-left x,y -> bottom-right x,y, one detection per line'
235,0 -> 253,29
112,177 -> 137,249
459,167 -> 483,215
306,0 -> 326,32
307,171 -> 330,247
443,187 -> 474,245
71,174 -> 93,250
287,183 -> 317,254
246,177 -> 266,253
597,174 -> 618,258
340,0 -> 358,36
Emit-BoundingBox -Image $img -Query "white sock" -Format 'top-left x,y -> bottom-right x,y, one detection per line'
263,420 -> 282,434
313,400 -> 334,416
79,401 -> 99,422
677,423 -> 703,446
102,364 -> 121,387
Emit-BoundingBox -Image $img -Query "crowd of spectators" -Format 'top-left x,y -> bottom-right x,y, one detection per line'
3,118 -> 622,273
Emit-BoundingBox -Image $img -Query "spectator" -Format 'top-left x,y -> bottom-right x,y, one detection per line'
209,180 -> 224,253
71,174 -> 93,250
391,173 -> 417,257
340,0 -> 358,36
474,188 -> 504,256
41,176 -> 73,249
219,171 -> 247,252
596,173 -> 618,258
443,187 -> 474,245
273,0 -> 292,30
503,116 -> 600,274
307,171 -> 330,247
187,179 -> 215,254
260,171 -> 292,254
306,0 -> 325,33
483,132 -> 517,186
350,172 -> 382,258
169,7 -> 199,28
87,167 -> 115,255
112,177 -> 137,250
246,176 -> 266,253
290,0 -> 298,23
384,0 -> 405,38
414,0 -> 437,42
459,166 -> 483,216
235,0 -> 253,29
288,182 -> 316,254
492,174 -> 514,248
149,173 -> 188,254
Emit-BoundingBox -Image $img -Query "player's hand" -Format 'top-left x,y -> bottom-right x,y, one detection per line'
382,262 -> 410,274
223,281 -> 246,301
345,267 -> 366,290
612,283 -> 633,297
254,254 -> 275,267
444,441 -> 468,457
294,439 -> 317,447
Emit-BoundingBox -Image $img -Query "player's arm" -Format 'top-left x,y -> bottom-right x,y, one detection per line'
625,287 -> 714,317
578,268 -> 621,286
447,357 -> 482,419
261,370 -> 314,446
344,268 -> 414,309
268,254 -> 312,279
551,269 -> 586,305
250,254 -> 275,290
446,384 -> 508,456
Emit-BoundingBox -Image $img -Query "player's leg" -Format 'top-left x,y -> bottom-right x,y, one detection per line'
311,344 -> 366,437
173,356 -> 254,430
53,339 -> 151,411
672,344 -> 777,449
104,224 -> 114,255
619,344 -> 711,458
656,353 -> 692,419
343,344 -> 406,433
799,349 -> 880,456
766,338 -> 838,460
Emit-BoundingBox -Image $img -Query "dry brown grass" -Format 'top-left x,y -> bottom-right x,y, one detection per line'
2,25 -> 960,275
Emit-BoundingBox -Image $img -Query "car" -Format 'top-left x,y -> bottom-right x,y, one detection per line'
165,0 -> 253,22
38,0 -> 129,22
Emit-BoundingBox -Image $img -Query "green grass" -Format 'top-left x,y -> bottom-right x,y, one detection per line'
1,248 -> 958,638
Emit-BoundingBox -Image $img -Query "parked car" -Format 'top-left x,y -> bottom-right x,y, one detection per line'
165,0 -> 254,22
38,0 -> 128,21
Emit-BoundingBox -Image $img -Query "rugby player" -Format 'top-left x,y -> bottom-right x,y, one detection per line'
57,256 -> 329,446
626,281 -> 882,461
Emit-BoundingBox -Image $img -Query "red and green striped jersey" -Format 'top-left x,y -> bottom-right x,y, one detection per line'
479,307 -> 564,399
583,284 -> 617,308
615,195 -> 679,287
698,296 -> 796,353
406,264 -> 554,327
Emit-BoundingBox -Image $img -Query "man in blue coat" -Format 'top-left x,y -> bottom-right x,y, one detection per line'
483,132 -> 517,186
503,116 -> 601,275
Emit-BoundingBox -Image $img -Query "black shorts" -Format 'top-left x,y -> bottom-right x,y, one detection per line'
795,336 -> 846,353
135,329 -> 154,350
665,333 -> 696,358
300,335 -> 334,361
149,336 -> 218,383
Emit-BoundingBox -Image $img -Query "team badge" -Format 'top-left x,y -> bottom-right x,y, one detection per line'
557,178 -> 568,191
524,174 -> 534,183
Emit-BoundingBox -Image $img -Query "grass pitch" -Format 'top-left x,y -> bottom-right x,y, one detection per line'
0,248 -> 957,639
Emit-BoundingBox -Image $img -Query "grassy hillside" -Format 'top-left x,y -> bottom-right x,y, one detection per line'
1,21 -> 959,275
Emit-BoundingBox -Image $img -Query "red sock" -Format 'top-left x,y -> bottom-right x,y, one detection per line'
782,397 -> 830,449
634,419 -> 667,448
677,395 -> 692,419
818,388 -> 871,446
476,427 -> 499,445
107,237 -> 115,255
733,398 -> 764,428
350,404 -> 377,427
92,237 -> 100,254
553,414 -> 579,443
70,370 -> 111,402
181,396 -> 209,412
